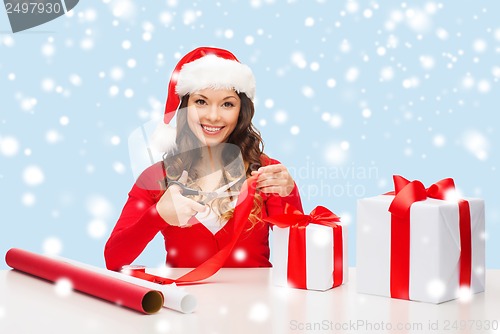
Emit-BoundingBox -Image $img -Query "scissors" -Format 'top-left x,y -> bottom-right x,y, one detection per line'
168,176 -> 242,205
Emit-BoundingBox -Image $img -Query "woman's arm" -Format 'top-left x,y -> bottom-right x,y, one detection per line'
104,165 -> 167,271
255,157 -> 304,215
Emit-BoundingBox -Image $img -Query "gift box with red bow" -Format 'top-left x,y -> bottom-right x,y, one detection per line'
266,204 -> 348,291
356,175 -> 485,303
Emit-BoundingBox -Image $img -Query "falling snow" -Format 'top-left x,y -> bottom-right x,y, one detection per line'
345,67 -> 360,82
233,248 -> 247,262
326,78 -> 337,88
1,1 -> 499,282
248,302 -> 270,322
433,134 -> 446,147
324,143 -> 348,165
42,237 -> 63,256
379,68 -> 394,84
274,110 -> 288,124
87,219 -> 107,239
302,86 -> 315,98
463,130 -> 490,161
311,228 -> 331,247
60,116 -> 70,126
86,195 -> 113,219
291,52 -> 307,69
21,193 -> 36,207
155,319 -> 171,333
46,130 -> 63,144
22,166 -> 45,186
426,279 -> 446,299
54,278 -> 74,297
0,136 -> 20,157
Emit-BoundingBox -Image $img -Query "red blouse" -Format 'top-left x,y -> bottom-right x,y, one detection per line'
104,156 -> 303,270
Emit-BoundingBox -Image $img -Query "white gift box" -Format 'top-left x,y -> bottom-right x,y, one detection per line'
272,224 -> 348,291
356,195 -> 485,303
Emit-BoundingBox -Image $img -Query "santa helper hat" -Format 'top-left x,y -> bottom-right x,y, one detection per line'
151,47 -> 256,153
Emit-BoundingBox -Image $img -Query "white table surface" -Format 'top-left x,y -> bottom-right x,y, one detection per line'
1,268 -> 499,334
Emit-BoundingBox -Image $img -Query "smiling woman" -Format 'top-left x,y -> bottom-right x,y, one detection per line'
186,89 -> 241,146
104,47 -> 303,270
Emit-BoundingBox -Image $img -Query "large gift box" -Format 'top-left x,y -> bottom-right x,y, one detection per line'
267,205 -> 348,291
356,175 -> 485,303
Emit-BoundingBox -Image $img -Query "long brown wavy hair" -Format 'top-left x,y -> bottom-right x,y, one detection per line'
161,92 -> 265,226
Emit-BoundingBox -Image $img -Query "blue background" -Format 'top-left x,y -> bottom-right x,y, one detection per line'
0,0 -> 498,270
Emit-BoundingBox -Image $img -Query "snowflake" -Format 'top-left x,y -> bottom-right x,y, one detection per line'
86,195 -> 114,219
248,302 -> 270,322
23,165 -> 45,186
274,110 -> 288,124
54,278 -> 74,298
0,136 -> 20,157
87,219 -> 107,239
43,237 -> 63,255
345,67 -> 360,82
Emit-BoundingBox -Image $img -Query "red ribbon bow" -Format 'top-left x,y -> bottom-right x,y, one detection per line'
387,175 -> 457,218
264,204 -> 341,229
387,175 -> 472,300
264,204 -> 344,290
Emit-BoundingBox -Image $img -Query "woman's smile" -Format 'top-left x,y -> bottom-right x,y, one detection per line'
200,124 -> 225,135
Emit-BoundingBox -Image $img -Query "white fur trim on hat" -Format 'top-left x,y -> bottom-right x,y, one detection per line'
150,123 -> 177,153
175,55 -> 256,100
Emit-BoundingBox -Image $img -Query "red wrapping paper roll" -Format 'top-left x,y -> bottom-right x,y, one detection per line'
5,248 -> 163,314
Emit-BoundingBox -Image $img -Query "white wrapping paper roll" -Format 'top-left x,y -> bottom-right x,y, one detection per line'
53,256 -> 197,314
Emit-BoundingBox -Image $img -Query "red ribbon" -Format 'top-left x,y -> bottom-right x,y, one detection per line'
264,204 -> 344,289
387,175 -> 472,300
128,176 -> 258,285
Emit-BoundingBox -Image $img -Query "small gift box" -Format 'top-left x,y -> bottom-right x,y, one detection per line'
356,175 -> 485,303
267,204 -> 348,291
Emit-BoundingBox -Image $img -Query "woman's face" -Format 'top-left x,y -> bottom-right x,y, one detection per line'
186,88 -> 241,146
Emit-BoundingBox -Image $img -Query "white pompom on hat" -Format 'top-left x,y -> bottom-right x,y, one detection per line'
150,47 -> 256,153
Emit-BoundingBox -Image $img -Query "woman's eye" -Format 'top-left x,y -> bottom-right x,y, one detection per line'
195,99 -> 207,105
222,102 -> 234,108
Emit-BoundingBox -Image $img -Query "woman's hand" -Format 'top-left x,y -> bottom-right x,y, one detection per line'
156,171 -> 206,227
251,164 -> 295,197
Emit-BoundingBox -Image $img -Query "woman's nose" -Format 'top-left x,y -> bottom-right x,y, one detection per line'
205,104 -> 220,122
